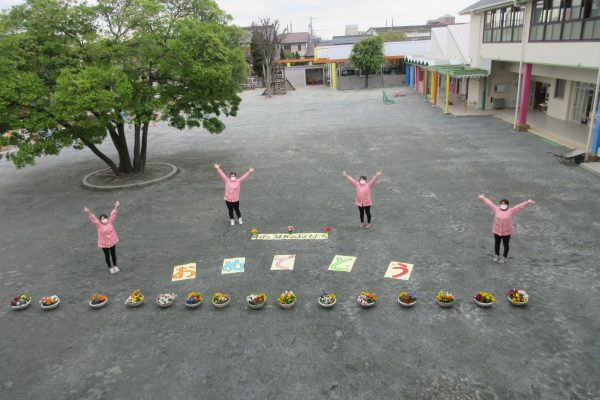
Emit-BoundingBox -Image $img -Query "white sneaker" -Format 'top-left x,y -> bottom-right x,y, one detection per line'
359,223 -> 365,228
113,266 -> 120,273
493,255 -> 499,262
364,223 -> 371,229
499,256 -> 506,264
238,218 -> 243,225
230,219 -> 235,226
109,267 -> 117,274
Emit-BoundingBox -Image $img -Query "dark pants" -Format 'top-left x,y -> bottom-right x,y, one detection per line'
101,246 -> 117,268
226,201 -> 241,219
358,206 -> 372,223
494,234 -> 511,257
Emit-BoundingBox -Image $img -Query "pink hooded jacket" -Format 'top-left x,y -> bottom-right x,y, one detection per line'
88,207 -> 120,248
216,167 -> 253,202
345,174 -> 379,206
481,197 -> 531,236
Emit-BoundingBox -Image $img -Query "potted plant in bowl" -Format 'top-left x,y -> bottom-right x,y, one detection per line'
184,292 -> 203,308
10,295 -> 32,310
40,295 -> 60,310
246,292 -> 267,309
124,290 -> 144,307
397,291 -> 417,307
318,292 -> 336,308
212,292 -> 230,308
474,291 -> 495,308
436,291 -> 455,308
277,290 -> 297,309
156,293 -> 176,308
506,288 -> 529,306
357,292 -> 378,308
89,293 -> 108,309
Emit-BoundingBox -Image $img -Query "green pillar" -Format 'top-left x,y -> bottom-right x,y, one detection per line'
482,77 -> 487,111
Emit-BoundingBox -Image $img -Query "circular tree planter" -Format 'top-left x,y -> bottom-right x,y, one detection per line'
437,300 -> 455,308
508,297 -> 528,307
398,298 -> 417,308
82,163 -> 178,191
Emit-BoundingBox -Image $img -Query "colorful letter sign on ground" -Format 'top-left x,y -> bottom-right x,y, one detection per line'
251,233 -> 329,240
384,262 -> 414,280
271,255 -> 296,271
222,258 -> 245,275
172,263 -> 197,282
328,255 -> 356,272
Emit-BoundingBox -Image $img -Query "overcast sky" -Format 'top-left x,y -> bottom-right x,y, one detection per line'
0,0 -> 476,39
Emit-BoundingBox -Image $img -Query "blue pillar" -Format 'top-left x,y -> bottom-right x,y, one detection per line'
405,64 -> 410,86
592,110 -> 600,155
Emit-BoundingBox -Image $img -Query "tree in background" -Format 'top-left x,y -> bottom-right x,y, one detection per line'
0,0 -> 247,176
250,35 -> 264,77
379,31 -> 408,42
350,36 -> 385,88
251,18 -> 286,98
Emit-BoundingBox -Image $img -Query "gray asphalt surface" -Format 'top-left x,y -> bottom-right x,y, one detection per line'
1,86 -> 599,399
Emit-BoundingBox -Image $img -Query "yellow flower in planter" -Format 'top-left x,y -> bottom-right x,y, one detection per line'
250,228 -> 258,235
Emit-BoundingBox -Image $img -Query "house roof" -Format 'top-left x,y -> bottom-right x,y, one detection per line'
281,32 -> 309,44
459,0 -> 523,15
331,35 -> 373,45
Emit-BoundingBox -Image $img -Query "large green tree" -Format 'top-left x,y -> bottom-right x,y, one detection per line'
350,36 -> 385,88
0,0 -> 247,176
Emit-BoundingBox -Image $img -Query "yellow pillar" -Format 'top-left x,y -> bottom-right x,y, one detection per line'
331,62 -> 337,90
445,74 -> 451,113
432,72 -> 438,106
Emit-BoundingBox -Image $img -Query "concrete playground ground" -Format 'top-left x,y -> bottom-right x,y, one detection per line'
1,86 -> 599,399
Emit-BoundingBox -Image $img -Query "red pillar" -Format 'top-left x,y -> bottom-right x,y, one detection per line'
517,63 -> 532,128
415,67 -> 421,92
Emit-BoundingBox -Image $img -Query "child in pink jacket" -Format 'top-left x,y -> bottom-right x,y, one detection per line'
343,170 -> 382,228
84,201 -> 121,274
214,163 -> 254,226
479,194 -> 536,263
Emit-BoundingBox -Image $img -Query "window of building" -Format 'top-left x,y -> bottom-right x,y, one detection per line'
297,44 -> 301,51
555,79 -> 566,98
483,6 -> 524,43
530,0 -> 600,41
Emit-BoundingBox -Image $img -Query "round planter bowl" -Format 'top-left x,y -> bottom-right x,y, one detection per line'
358,301 -> 377,308
248,302 -> 266,309
89,299 -> 108,309
184,300 -> 203,308
508,297 -> 528,306
474,299 -> 494,308
41,298 -> 60,310
279,300 -> 296,309
212,299 -> 230,308
11,301 -> 32,311
126,299 -> 144,307
398,298 -> 416,308
318,299 -> 336,308
437,299 -> 455,308
157,300 -> 174,308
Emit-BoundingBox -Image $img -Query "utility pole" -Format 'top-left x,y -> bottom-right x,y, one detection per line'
309,16 -> 314,45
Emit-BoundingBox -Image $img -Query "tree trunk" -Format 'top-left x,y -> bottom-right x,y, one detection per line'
133,122 -> 141,171
78,135 -> 120,175
116,123 -> 133,173
365,73 -> 369,88
264,63 -> 272,98
137,121 -> 149,174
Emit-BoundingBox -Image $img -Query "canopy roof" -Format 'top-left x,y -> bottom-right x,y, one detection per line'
427,64 -> 490,78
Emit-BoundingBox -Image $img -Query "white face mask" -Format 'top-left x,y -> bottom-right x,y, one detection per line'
100,219 -> 108,225
500,204 -> 508,211
230,176 -> 237,182
359,180 -> 366,185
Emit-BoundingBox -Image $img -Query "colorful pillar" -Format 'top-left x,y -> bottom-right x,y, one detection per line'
423,68 -> 428,96
331,62 -> 337,90
405,64 -> 410,86
416,67 -> 421,92
445,73 -> 451,113
593,110 -> 600,155
517,63 -> 532,129
432,71 -> 438,106
411,66 -> 415,88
